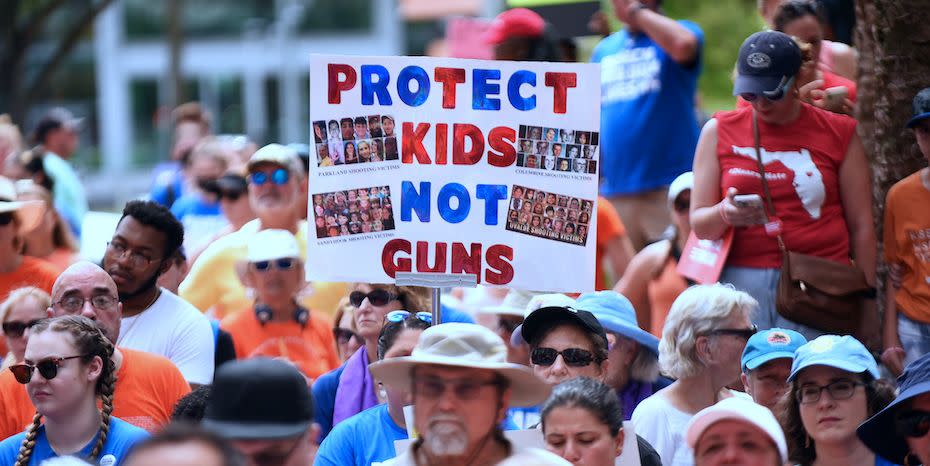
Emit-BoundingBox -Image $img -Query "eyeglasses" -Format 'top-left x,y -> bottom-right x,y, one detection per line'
2,319 -> 43,338
54,295 -> 118,314
531,347 -> 599,367
740,76 -> 796,103
797,379 -> 865,404
707,324 -> 758,340
9,355 -> 87,384
106,241 -> 154,268
0,212 -> 14,226
349,289 -> 397,307
251,258 -> 296,272
895,409 -> 930,438
413,376 -> 501,401
249,168 -> 290,186
385,310 -> 432,324
333,327 -> 361,345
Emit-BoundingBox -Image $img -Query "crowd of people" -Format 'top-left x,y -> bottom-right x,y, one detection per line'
0,0 -> 926,465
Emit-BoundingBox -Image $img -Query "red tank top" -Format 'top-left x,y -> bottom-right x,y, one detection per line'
714,104 -> 857,268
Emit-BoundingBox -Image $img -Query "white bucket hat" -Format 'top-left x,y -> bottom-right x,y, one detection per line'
369,323 -> 551,407
0,176 -> 44,235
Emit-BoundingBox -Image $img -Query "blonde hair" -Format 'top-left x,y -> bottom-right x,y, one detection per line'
14,316 -> 117,466
658,284 -> 757,379
0,287 -> 51,324
333,296 -> 356,331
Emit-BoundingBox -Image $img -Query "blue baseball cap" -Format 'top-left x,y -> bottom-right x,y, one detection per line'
787,335 -> 879,382
576,291 -> 659,355
906,87 -> 930,128
858,352 -> 930,463
741,328 -> 807,372
733,31 -> 802,97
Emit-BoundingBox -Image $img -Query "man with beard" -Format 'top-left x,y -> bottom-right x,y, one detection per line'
104,200 -> 215,386
370,323 -> 570,465
180,144 -> 347,321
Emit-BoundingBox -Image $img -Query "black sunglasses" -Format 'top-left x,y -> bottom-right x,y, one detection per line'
2,319 -> 44,338
349,289 -> 397,308
707,324 -> 758,340
10,355 -> 86,384
896,409 -> 930,438
531,347 -> 599,367
252,258 -> 296,272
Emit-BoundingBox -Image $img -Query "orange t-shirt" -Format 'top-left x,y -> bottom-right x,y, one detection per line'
0,347 -> 191,438
221,308 -> 339,380
647,256 -> 690,337
0,256 -> 61,301
884,172 -> 930,323
595,197 -> 627,290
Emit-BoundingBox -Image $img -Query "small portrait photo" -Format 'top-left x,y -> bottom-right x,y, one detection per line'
343,141 -> 358,164
542,156 -> 556,171
557,195 -> 568,208
525,188 -> 536,200
356,139 -> 373,163
368,115 -> 383,138
546,193 -> 557,205
557,157 -> 571,172
381,115 -> 396,137
544,205 -> 555,218
582,145 -> 597,160
531,215 -> 543,228
536,141 -> 549,156
560,129 -> 574,144
328,120 -> 341,141
550,143 -> 564,158
384,137 -> 398,160
569,198 -> 581,210
371,138 -> 385,162
587,160 -> 598,174
581,200 -> 593,213
516,153 -> 526,168
340,117 -> 355,140
557,207 -> 567,220
579,211 -> 591,224
553,219 -> 564,233
312,121 -> 326,143
563,222 -> 576,235
543,217 -> 552,229
543,127 -> 558,142
361,222 -> 372,233
512,186 -> 525,200
521,200 -> 534,215
328,141 -> 345,165
566,144 -> 581,159
520,139 -> 536,155
525,154 -> 539,169
533,202 -> 544,216
316,143 -> 332,167
576,131 -> 591,145
353,116 -> 370,140
528,126 -> 542,140
578,224 -> 588,238
568,209 -> 580,222
589,132 -> 600,146
534,191 -> 545,204
518,212 -> 530,224
573,158 -> 588,173
511,198 -> 523,211
509,209 -> 519,223
519,125 -> 528,138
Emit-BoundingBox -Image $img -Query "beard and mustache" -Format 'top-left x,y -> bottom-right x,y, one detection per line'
423,414 -> 470,457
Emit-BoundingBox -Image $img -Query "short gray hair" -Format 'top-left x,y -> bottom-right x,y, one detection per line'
658,284 -> 757,379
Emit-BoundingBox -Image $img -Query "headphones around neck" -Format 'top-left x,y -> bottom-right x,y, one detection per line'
255,303 -> 310,328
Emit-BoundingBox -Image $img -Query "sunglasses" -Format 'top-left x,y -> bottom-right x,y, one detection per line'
349,289 -> 397,308
2,319 -> 43,338
219,190 -> 244,202
896,409 -> 930,438
531,347 -> 599,367
707,324 -> 758,340
385,310 -> 432,324
252,258 -> 296,272
10,355 -> 86,384
249,168 -> 290,186
0,212 -> 14,226
333,327 -> 361,345
740,76 -> 795,103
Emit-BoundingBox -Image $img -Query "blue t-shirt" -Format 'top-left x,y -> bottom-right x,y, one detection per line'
591,21 -> 704,196
150,163 -> 185,208
313,364 -> 345,441
170,193 -> 221,221
316,404 -> 407,466
0,417 -> 149,465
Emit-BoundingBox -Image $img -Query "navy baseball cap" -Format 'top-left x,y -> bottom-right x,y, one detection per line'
733,31 -> 802,97
741,328 -> 807,372
906,87 -> 930,128
858,352 -> 930,463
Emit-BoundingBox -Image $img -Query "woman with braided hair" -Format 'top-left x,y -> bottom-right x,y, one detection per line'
0,315 -> 148,465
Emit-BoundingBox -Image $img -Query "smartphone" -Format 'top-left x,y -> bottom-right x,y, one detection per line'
824,86 -> 848,108
733,194 -> 763,209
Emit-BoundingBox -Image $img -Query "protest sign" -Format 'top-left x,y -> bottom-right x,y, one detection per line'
307,55 -> 600,292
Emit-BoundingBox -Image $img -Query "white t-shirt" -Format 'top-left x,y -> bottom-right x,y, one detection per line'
377,442 -> 571,466
118,288 -> 215,385
631,391 -> 695,466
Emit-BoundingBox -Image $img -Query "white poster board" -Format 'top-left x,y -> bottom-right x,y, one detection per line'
307,55 -> 601,292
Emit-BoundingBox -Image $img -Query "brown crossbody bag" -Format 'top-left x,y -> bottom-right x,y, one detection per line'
751,111 -> 871,335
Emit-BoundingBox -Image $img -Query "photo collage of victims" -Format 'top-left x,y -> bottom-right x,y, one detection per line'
313,115 -> 398,167
516,125 -> 599,174
313,186 -> 396,238
505,185 -> 593,246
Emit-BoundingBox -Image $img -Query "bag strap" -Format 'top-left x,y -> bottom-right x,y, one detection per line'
751,111 -> 787,253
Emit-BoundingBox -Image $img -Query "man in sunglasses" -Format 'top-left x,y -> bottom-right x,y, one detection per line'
220,229 -> 338,380
103,200 -> 214,387
370,323 -> 569,465
0,261 -> 191,439
203,358 -> 321,466
180,144 -> 348,323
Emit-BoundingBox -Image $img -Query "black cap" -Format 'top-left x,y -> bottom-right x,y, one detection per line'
520,306 -> 608,346
907,87 -> 930,128
202,358 -> 313,440
33,107 -> 83,144
733,31 -> 802,97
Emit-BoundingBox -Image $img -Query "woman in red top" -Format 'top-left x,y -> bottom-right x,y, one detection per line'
691,31 -> 875,340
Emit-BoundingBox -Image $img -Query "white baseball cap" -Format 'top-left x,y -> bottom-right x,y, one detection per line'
667,171 -> 694,206
685,397 -> 787,462
246,229 -> 301,263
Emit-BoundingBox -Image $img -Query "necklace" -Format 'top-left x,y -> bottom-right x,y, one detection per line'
116,289 -> 161,346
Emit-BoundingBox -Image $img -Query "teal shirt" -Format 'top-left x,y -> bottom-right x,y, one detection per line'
43,151 -> 88,220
